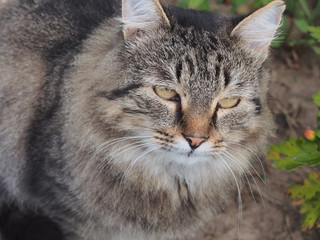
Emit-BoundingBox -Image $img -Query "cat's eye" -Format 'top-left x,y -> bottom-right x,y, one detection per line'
154,86 -> 180,101
218,97 -> 240,109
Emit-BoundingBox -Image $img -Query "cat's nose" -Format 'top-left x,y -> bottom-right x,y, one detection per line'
182,133 -> 208,150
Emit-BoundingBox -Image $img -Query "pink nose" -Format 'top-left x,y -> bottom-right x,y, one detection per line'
182,134 -> 208,150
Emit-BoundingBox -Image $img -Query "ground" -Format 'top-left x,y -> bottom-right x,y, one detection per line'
1,0 -> 320,239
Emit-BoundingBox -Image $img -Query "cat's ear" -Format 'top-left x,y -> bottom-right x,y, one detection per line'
121,0 -> 170,39
231,0 -> 285,61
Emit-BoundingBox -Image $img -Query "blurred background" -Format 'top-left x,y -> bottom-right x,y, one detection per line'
0,0 -> 319,239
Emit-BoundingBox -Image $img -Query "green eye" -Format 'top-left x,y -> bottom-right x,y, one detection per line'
218,98 -> 240,109
154,86 -> 179,101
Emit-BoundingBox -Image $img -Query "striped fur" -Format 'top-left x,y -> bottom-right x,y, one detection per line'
0,0 -> 284,239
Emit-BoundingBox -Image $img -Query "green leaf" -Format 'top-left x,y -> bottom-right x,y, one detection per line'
313,47 -> 320,56
301,204 -> 320,231
177,0 -> 210,11
298,0 -> 311,19
191,0 -> 210,11
311,2 -> 320,23
252,0 -> 272,8
313,92 -> 320,107
267,137 -> 320,170
285,0 -> 296,15
295,19 -> 309,33
230,0 -> 248,12
308,26 -> 320,42
287,172 -> 320,230
311,92 -> 320,136
272,18 -> 288,47
268,138 -> 304,170
288,173 -> 320,200
296,142 -> 320,166
289,38 -> 317,47
308,26 -> 320,34
176,0 -> 189,8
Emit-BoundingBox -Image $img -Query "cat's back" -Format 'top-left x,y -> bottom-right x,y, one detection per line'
0,0 -> 119,57
0,0 -> 120,123
0,0 -> 118,196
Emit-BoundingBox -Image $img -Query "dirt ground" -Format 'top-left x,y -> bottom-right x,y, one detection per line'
1,0 -> 320,240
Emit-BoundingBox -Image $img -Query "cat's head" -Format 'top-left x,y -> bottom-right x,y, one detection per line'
77,0 -> 285,181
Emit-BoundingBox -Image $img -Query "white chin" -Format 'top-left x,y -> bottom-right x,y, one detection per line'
160,150 -> 213,166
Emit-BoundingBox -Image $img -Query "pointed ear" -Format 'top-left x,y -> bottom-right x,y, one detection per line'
231,0 -> 285,61
121,0 -> 170,39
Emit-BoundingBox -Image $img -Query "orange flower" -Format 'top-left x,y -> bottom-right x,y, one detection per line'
304,129 -> 316,141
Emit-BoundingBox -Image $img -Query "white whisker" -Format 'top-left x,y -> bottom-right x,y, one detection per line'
86,135 -> 151,168
94,142 -> 152,182
122,146 -> 160,179
222,151 -> 258,207
226,141 -> 266,183
213,152 -> 242,239
110,140 -> 149,158
85,136 -> 152,185
224,149 -> 266,210
224,145 -> 266,185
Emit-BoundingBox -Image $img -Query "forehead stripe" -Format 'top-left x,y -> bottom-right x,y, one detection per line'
186,56 -> 194,74
215,65 -> 220,80
223,70 -> 231,88
176,62 -> 183,83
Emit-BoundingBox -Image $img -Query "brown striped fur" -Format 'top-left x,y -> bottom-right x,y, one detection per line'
0,0 -> 285,239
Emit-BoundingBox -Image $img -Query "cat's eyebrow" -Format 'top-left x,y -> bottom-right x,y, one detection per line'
100,83 -> 143,100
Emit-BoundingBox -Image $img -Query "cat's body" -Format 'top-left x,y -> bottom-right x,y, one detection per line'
0,0 -> 284,239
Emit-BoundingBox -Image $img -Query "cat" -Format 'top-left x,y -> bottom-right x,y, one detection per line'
0,0 -> 285,239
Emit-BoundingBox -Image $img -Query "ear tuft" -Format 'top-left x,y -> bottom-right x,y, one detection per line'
231,0 -> 285,61
121,0 -> 170,39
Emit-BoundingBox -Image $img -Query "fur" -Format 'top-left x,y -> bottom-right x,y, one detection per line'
0,0 -> 284,239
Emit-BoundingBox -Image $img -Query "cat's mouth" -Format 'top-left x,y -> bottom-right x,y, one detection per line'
155,148 -> 220,166
186,148 -> 212,157
149,133 -> 226,165
154,138 -> 224,157
187,150 -> 194,157
160,145 -> 222,159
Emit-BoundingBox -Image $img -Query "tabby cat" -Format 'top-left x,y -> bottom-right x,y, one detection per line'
0,0 -> 285,239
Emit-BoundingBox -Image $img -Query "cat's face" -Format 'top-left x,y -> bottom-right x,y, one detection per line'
112,27 -> 268,165
78,0 -> 284,182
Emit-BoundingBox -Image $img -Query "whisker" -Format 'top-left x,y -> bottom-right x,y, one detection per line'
94,142 -> 151,181
85,136 -> 152,184
110,140 -> 149,158
230,129 -> 248,135
78,136 -> 149,174
226,141 -> 266,183
222,151 -> 258,208
224,149 -> 266,210
113,142 -> 151,162
88,135 -> 151,164
213,152 -> 242,239
224,145 -> 266,185
122,146 -> 160,179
